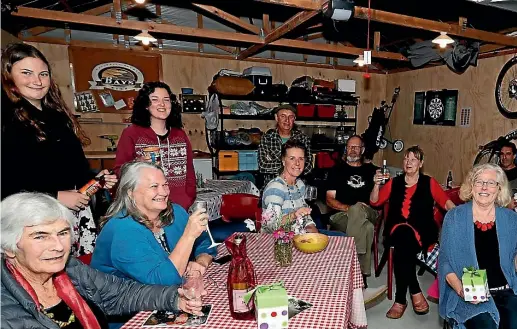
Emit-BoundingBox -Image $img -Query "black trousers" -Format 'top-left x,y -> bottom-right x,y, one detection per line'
391,225 -> 422,304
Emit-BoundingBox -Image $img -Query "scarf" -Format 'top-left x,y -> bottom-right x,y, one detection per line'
5,260 -> 101,329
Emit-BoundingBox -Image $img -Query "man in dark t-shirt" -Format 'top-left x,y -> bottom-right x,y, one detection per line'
326,136 -> 386,306
500,141 -> 517,209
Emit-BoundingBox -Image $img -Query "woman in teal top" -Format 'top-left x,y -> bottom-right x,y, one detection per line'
91,161 -> 216,286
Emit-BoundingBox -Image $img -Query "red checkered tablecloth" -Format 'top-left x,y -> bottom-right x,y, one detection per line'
121,233 -> 367,329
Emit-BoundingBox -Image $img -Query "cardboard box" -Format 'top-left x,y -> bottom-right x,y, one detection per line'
462,268 -> 489,302
244,282 -> 288,329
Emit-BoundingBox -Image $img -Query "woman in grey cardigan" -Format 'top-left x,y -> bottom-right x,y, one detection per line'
439,163 -> 517,329
1,192 -> 204,329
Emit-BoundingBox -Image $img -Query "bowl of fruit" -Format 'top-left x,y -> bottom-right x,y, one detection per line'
293,233 -> 329,254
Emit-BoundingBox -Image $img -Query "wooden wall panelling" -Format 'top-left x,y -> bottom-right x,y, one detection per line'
385,54 -> 517,185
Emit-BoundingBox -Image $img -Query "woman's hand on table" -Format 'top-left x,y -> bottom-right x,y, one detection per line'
58,190 -> 90,211
185,210 -> 209,239
178,288 -> 206,316
97,169 -> 118,189
187,261 -> 207,276
294,207 -> 312,219
304,225 -> 318,233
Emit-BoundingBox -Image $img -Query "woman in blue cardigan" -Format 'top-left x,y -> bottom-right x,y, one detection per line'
439,163 -> 517,329
91,161 -> 217,286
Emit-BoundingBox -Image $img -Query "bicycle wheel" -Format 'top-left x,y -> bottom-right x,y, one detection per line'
474,148 -> 500,166
495,56 -> 517,119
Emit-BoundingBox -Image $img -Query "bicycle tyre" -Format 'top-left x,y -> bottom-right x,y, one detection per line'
474,148 -> 500,166
495,56 -> 517,119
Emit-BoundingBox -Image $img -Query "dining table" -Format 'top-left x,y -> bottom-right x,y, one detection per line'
121,233 -> 367,329
195,180 -> 260,221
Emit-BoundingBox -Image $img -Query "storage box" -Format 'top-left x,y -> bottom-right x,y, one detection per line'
244,282 -> 288,329
317,105 -> 336,118
296,104 -> 316,118
335,79 -> 356,93
238,150 -> 258,171
218,151 -> 239,172
462,268 -> 489,302
316,151 -> 338,169
243,67 -> 272,96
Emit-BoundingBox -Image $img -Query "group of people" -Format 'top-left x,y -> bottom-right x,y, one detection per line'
1,42 -> 516,329
256,102 -> 517,328
1,43 -> 210,329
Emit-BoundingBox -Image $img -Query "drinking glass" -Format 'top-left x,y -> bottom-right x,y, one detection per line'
191,200 -> 220,249
304,185 -> 317,202
181,270 -> 204,325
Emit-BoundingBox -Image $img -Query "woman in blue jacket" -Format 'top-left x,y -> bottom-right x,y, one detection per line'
439,163 -> 517,329
91,161 -> 216,286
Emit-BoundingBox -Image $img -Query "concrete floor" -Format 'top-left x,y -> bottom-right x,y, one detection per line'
365,266 -> 444,329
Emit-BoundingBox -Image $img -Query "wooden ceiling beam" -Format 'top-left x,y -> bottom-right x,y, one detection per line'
13,6 -> 261,44
13,6 -> 407,61
354,6 -> 517,47
253,0 -> 324,10
191,3 -> 260,34
237,10 -> 318,60
272,38 -> 408,61
21,3 -> 113,37
21,35 -> 386,74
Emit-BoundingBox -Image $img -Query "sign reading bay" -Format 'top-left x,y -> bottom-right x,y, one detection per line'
89,62 -> 144,91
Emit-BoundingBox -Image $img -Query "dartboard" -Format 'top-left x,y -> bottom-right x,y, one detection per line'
427,96 -> 444,120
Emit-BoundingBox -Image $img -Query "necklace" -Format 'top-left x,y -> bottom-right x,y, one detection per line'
474,220 -> 495,231
41,303 -> 76,328
473,207 -> 495,232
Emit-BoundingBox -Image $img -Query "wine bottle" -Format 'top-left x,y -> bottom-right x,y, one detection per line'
226,234 -> 256,320
446,170 -> 453,189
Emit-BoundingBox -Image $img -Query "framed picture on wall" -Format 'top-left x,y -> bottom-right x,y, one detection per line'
68,47 -> 162,114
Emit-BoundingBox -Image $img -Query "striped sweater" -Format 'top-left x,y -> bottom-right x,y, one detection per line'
261,176 -> 315,233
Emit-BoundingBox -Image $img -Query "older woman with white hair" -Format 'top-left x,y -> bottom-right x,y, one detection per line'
91,161 -> 215,287
439,163 -> 517,329
1,192 -> 204,329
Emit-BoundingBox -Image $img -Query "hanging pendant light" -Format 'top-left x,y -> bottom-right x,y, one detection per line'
353,54 -> 365,67
432,32 -> 455,49
134,30 -> 157,46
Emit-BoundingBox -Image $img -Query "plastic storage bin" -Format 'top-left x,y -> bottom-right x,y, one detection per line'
238,150 -> 259,171
317,105 -> 336,118
218,151 -> 239,172
296,104 -> 316,118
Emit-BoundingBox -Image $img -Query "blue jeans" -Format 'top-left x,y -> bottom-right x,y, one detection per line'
319,229 -> 346,237
465,290 -> 517,329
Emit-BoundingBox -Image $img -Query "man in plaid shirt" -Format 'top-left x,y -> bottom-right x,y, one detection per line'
258,104 -> 312,187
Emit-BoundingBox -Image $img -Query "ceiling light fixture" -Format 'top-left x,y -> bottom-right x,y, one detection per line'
432,32 -> 455,49
353,54 -> 365,67
134,0 -> 146,4
134,30 -> 157,46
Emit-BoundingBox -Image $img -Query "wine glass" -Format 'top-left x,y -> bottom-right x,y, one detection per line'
191,200 -> 220,249
182,270 -> 204,325
304,185 -> 317,202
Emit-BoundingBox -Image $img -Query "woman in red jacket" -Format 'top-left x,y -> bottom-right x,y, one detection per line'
115,82 -> 196,211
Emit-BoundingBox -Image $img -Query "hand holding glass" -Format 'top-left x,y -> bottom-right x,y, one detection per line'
182,270 -> 204,325
190,201 -> 220,249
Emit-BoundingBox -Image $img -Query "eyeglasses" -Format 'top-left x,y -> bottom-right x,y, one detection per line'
473,180 -> 499,188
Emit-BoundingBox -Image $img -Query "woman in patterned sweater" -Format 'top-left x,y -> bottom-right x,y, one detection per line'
261,140 -> 343,236
115,82 -> 196,211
